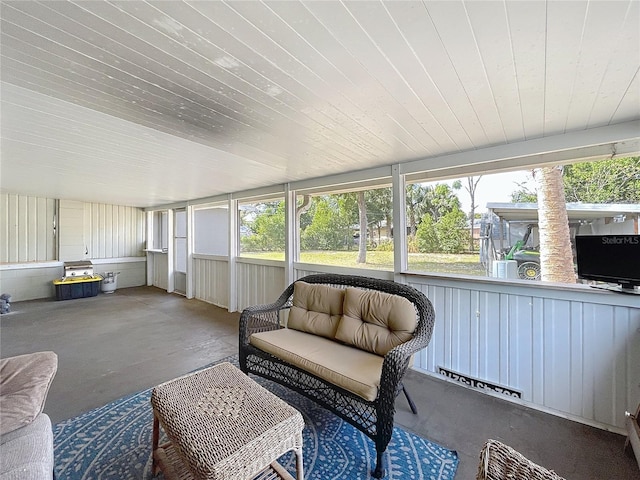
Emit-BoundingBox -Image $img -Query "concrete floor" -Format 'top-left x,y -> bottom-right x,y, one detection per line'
1,286 -> 637,479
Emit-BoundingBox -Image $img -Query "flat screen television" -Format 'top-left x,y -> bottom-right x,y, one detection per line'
575,235 -> 640,294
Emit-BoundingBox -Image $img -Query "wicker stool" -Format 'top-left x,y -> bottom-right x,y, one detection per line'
476,439 -> 566,480
151,362 -> 304,480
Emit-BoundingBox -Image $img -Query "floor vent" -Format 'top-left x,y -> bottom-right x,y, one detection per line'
438,367 -> 522,399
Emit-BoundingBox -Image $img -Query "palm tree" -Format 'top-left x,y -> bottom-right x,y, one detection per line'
357,191 -> 367,264
534,166 -> 576,283
406,184 -> 426,237
465,176 -> 482,251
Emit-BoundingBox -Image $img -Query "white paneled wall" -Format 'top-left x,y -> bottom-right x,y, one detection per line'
0,259 -> 147,302
193,255 -> 229,308
150,252 -> 168,291
58,200 -> 85,261
236,259 -> 285,311
1,196 -> 147,301
0,264 -> 61,301
287,266 -> 640,432
92,259 -> 146,290
0,194 -> 56,263
406,278 -> 640,432
83,203 -> 145,258
59,200 -> 145,261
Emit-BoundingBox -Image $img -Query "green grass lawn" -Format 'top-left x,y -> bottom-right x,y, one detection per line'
241,250 -> 486,276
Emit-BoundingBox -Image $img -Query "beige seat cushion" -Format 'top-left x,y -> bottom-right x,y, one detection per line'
335,287 -> 417,356
250,329 -> 383,402
286,281 -> 345,339
0,351 -> 58,436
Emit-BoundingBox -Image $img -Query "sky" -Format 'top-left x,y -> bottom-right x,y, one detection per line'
444,170 -> 534,214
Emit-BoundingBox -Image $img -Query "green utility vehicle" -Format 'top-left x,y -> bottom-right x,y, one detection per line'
503,224 -> 541,280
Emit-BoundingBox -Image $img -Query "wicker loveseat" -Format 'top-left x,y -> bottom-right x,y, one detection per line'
239,273 -> 435,478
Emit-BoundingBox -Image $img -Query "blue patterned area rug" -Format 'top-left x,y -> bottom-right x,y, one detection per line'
53,360 -> 458,480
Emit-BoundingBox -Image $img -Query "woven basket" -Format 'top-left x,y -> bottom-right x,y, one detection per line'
476,439 -> 566,480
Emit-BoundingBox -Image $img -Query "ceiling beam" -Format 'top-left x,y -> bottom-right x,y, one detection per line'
401,120 -> 639,181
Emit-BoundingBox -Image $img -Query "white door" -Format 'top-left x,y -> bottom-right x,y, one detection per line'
174,209 -> 187,295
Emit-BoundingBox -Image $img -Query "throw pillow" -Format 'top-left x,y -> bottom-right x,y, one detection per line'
335,287 -> 417,356
287,281 -> 345,339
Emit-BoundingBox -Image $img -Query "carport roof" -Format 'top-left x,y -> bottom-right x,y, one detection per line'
486,203 -> 640,222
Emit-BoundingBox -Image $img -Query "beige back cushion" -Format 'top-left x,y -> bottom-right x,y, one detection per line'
335,287 -> 417,356
0,351 -> 58,436
287,281 -> 345,339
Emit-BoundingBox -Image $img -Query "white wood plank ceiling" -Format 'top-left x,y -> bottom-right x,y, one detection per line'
1,0 -> 639,207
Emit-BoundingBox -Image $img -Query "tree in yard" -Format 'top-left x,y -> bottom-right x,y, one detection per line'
510,185 -> 538,203
465,176 -> 482,251
408,181 -> 466,254
296,194 -> 312,228
415,207 -> 468,254
406,184 -> 428,236
436,208 -> 469,254
562,157 -> 640,203
510,157 -> 640,204
365,187 -> 393,242
357,191 -> 367,263
510,173 -> 537,203
415,214 -> 438,253
240,201 -> 285,252
422,183 -> 462,222
300,196 -> 352,250
534,166 -> 575,283
329,188 -> 394,263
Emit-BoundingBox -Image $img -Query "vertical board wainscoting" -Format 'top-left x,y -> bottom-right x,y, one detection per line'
0,194 -> 56,263
193,255 -> 229,309
236,259 -> 285,312
407,279 -> 640,433
149,252 -> 168,291
83,203 -> 145,259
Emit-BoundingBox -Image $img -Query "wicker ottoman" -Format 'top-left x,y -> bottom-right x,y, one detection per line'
477,439 -> 566,480
151,362 -> 304,480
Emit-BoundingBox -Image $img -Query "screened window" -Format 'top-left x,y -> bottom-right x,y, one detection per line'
405,157 -> 640,284
174,210 -> 187,274
194,206 -> 229,256
297,186 -> 393,270
239,198 -> 285,260
150,210 -> 168,251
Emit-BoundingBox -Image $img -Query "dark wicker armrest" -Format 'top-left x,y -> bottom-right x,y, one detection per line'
379,334 -> 428,400
239,285 -> 294,347
378,297 -> 435,404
